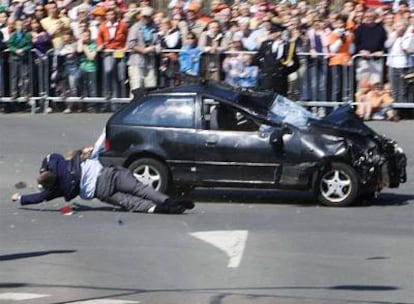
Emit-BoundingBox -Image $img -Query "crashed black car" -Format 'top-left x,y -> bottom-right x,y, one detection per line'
100,82 -> 407,207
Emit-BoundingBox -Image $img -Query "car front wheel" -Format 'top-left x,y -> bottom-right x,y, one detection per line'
128,158 -> 170,193
316,162 -> 360,207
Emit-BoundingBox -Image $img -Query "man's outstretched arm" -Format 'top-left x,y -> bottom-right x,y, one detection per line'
12,189 -> 60,205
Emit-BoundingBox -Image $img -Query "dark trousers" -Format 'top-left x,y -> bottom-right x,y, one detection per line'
10,57 -> 30,96
260,72 -> 288,96
95,166 -> 169,212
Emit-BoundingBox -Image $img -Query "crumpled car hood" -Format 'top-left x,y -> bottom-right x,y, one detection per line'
309,105 -> 376,137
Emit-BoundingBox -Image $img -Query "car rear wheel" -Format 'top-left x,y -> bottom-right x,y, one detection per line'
128,158 -> 170,193
316,162 -> 360,207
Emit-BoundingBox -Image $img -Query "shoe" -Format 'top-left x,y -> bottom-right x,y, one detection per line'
63,108 -> 71,114
391,113 -> 400,122
167,205 -> 186,214
387,110 -> 400,122
371,114 -> 384,120
166,198 -> 195,210
154,203 -> 185,214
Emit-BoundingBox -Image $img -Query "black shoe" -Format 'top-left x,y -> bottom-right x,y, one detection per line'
154,204 -> 185,214
167,205 -> 186,214
166,198 -> 194,210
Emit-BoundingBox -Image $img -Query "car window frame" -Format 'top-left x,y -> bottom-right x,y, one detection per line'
200,94 -> 266,133
121,93 -> 198,129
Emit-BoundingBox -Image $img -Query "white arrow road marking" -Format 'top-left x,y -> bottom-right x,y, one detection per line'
0,292 -> 49,300
70,300 -> 139,304
190,230 -> 248,268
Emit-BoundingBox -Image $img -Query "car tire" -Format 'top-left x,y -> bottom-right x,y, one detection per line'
128,158 -> 171,193
316,162 -> 360,207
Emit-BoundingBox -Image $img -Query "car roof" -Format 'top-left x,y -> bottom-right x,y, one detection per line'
146,81 -> 275,116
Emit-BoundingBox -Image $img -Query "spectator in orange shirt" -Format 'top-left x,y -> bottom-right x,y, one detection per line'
328,15 -> 354,103
97,8 -> 128,103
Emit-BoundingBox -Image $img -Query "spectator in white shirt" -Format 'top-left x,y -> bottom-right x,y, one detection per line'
386,20 -> 410,102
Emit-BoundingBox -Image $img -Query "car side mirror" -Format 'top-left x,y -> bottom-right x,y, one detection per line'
270,128 -> 283,149
270,126 -> 291,149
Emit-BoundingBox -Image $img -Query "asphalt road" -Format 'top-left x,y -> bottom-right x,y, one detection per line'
0,113 -> 413,304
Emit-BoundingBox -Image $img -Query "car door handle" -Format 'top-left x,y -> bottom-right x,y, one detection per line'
205,138 -> 217,146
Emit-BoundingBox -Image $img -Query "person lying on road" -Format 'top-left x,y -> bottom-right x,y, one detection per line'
11,132 -> 194,214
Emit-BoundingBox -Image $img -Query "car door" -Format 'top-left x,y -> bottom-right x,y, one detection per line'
116,94 -> 197,180
193,97 -> 283,184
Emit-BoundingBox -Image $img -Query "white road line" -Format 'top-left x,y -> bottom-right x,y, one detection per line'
70,300 -> 139,304
0,292 -> 49,300
190,230 -> 248,268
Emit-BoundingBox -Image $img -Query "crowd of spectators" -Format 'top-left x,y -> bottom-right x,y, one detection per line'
0,0 -> 414,117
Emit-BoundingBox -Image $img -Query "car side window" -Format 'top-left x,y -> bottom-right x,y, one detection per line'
123,96 -> 195,128
202,98 -> 260,132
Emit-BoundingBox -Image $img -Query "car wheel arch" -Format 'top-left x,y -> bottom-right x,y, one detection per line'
310,156 -> 356,193
124,152 -> 168,169
310,156 -> 359,190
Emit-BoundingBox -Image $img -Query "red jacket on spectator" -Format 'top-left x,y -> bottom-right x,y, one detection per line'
97,20 -> 128,50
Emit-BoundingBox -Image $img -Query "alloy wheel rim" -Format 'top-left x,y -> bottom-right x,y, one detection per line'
133,165 -> 161,190
320,169 -> 352,203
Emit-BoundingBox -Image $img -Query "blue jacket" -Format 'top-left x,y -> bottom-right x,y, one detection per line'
237,66 -> 259,88
21,152 -> 82,205
178,45 -> 201,76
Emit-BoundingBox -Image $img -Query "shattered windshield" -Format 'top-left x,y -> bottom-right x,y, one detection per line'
267,95 -> 318,128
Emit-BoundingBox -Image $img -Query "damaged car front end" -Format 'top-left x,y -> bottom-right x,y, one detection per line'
267,95 -> 407,206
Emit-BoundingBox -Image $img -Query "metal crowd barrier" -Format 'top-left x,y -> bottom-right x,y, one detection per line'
1,49 -> 414,114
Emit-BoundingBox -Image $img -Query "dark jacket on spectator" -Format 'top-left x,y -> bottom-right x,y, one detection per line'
32,31 -> 52,58
354,23 -> 387,53
254,39 -> 300,95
